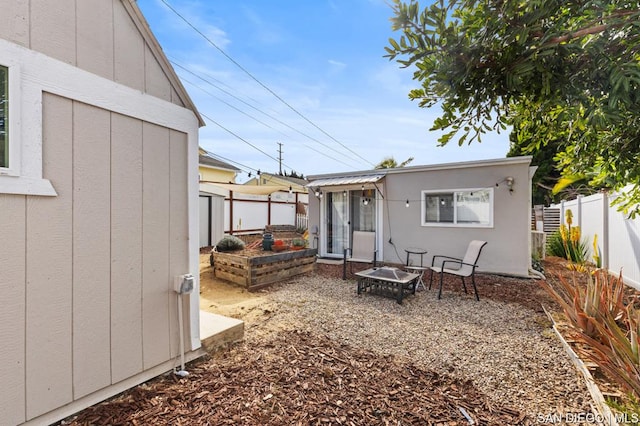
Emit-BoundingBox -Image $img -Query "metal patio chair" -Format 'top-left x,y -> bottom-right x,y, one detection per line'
342,231 -> 377,280
428,240 -> 487,301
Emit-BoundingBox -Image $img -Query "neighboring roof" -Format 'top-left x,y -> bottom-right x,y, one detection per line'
307,173 -> 386,188
122,0 -> 205,127
200,182 -> 291,196
307,157 -> 533,183
199,153 -> 241,172
258,172 -> 309,186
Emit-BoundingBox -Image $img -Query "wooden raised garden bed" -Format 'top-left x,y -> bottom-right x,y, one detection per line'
212,248 -> 317,291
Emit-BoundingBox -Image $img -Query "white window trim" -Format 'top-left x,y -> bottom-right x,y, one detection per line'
0,41 -> 54,195
421,187 -> 494,228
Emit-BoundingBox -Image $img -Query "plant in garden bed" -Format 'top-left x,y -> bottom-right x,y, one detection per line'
291,238 -> 306,249
214,235 -> 246,252
272,239 -> 289,252
547,209 -> 589,269
540,267 -> 640,414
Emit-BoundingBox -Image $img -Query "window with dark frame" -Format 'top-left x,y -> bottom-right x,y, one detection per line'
422,188 -> 492,227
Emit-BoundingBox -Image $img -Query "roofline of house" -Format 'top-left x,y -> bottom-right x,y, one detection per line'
307,156 -> 533,180
256,172 -> 309,185
122,0 -> 205,127
199,163 -> 240,173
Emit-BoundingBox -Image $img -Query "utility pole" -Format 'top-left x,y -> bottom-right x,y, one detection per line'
277,142 -> 283,175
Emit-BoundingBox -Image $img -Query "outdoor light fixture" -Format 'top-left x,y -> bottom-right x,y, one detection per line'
506,177 -> 514,188
343,190 -> 347,197
406,199 -> 410,208
289,186 -> 293,194
496,176 -> 515,193
314,188 -> 320,197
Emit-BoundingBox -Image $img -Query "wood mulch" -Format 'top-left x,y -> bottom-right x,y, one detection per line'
62,331 -> 524,425
58,258 -> 592,426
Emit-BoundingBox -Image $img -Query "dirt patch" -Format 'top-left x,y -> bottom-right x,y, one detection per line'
199,253 -> 276,324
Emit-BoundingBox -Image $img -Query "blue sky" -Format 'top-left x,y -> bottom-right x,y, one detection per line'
137,0 -> 511,181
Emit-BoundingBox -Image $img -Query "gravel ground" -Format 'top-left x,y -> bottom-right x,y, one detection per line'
61,259 -> 596,425
251,265 -> 593,421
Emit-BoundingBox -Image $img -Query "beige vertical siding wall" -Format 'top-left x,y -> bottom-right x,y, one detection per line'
0,195 -> 27,426
0,91 -> 190,423
0,0 -> 197,423
26,95 -> 75,419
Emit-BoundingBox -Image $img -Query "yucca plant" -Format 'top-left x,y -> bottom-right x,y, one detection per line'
540,269 -> 640,399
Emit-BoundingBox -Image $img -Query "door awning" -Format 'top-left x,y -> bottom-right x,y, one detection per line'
307,173 -> 386,188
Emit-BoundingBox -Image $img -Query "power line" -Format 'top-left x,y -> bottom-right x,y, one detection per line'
173,60 -> 362,169
173,61 -> 290,138
181,76 -> 290,138
158,0 -> 375,168
200,111 -> 296,172
203,151 -> 255,175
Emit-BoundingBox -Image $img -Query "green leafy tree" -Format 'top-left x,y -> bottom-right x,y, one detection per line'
374,156 -> 414,169
385,0 -> 640,215
507,135 -> 561,206
284,170 -> 305,179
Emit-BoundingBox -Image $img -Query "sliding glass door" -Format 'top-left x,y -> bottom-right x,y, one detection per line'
323,189 -> 376,257
325,191 -> 348,255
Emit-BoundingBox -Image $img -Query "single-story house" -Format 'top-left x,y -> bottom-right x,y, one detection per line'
245,171 -> 309,194
0,1 -> 220,424
199,147 -> 241,183
306,156 -> 536,277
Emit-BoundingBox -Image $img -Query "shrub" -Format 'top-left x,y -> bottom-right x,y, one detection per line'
215,235 -> 245,252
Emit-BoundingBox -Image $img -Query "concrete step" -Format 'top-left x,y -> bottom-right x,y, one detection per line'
199,311 -> 244,353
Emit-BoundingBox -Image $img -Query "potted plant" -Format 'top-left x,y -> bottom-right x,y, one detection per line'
291,238 -> 306,250
272,239 -> 288,252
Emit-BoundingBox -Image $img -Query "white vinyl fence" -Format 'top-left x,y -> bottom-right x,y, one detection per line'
549,191 -> 640,289
226,191 -> 308,234
199,188 -> 309,247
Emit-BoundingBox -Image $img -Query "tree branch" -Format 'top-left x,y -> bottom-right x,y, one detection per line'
545,10 -> 639,46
